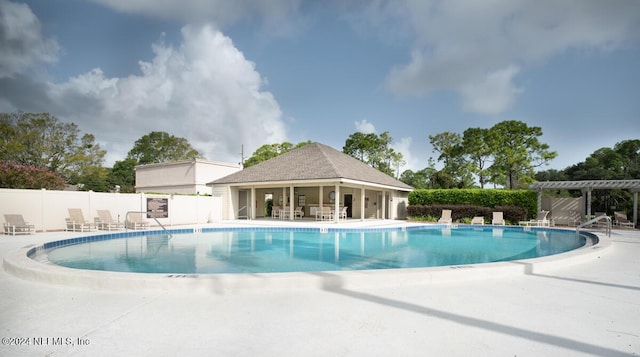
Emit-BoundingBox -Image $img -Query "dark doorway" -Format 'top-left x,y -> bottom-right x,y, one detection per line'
344,194 -> 353,218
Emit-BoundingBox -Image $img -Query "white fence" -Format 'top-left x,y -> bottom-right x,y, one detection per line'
0,188 -> 221,232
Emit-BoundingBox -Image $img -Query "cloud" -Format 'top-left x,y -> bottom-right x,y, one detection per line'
0,0 -> 60,77
44,24 -> 286,165
361,0 -> 640,115
89,0 -> 302,34
354,119 -> 376,134
391,136 -> 419,173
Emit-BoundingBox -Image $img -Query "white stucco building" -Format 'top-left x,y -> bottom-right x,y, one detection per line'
135,159 -> 241,195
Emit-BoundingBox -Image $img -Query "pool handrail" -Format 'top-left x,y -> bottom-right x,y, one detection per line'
125,211 -> 172,238
577,214 -> 611,237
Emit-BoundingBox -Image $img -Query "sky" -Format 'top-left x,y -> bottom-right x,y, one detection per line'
1,0 -> 639,176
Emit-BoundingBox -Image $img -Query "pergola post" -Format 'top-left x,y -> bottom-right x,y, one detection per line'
634,191 -> 638,227
537,189 -> 542,214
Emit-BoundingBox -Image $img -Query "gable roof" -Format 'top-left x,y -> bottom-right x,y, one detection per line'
210,142 -> 413,191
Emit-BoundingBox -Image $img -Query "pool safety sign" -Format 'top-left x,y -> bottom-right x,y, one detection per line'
147,198 -> 168,218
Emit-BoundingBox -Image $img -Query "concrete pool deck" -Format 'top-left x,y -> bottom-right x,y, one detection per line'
0,221 -> 638,356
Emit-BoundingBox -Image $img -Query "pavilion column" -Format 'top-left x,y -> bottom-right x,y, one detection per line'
319,186 -> 323,209
381,191 -> 386,220
250,187 -> 256,220
360,186 -> 365,221
334,184 -> 340,223
289,185 -> 295,220
282,187 -> 286,211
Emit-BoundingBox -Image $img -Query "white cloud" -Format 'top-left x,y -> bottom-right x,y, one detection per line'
391,136 -> 419,173
47,24 -> 287,165
0,0 -> 60,77
362,0 -> 640,115
89,0 -> 302,34
354,119 -> 376,134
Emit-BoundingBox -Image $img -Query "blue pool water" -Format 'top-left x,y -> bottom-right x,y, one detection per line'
43,226 -> 586,274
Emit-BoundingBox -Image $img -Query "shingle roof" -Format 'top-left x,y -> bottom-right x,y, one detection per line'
210,142 -> 413,190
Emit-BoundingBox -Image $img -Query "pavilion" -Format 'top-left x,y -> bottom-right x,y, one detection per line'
208,143 -> 413,222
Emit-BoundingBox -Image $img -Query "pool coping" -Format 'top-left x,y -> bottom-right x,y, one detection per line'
3,224 -> 608,294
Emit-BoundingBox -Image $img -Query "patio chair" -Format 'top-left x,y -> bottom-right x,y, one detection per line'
614,211 -> 635,229
316,206 -> 333,221
519,210 -> 549,227
438,209 -> 452,224
271,206 -> 281,219
294,207 -> 304,219
125,212 -> 149,230
492,212 -> 505,226
339,206 -> 348,220
95,210 -> 124,231
470,216 -> 484,225
66,208 -> 96,232
3,214 -> 36,235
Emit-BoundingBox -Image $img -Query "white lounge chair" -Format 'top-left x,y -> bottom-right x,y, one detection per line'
438,209 -> 452,224
614,211 -> 635,229
470,216 -> 484,225
3,214 -> 36,235
492,212 -> 505,226
95,210 -> 124,231
519,210 -> 549,227
125,212 -> 149,230
66,208 -> 95,232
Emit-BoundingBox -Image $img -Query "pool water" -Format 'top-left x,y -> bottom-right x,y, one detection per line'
44,227 -> 586,274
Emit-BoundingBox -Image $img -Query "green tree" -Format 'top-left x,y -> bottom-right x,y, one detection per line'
126,131 -> 202,165
243,141 -> 311,168
487,120 -> 557,189
462,127 -> 492,188
0,162 -> 66,189
108,158 -> 137,193
0,112 -> 107,188
343,131 -> 404,177
428,131 -> 474,187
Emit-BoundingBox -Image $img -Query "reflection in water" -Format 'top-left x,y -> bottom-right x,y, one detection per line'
46,228 -> 585,274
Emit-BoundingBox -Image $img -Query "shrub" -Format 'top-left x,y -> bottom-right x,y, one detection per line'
0,162 -> 66,190
409,189 -> 537,219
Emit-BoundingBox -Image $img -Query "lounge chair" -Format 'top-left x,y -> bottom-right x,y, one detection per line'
95,210 -> 124,231
492,212 -> 505,226
470,216 -> 484,225
125,212 -> 149,230
438,209 -> 452,224
569,210 -> 583,227
614,211 -> 635,229
3,214 -> 36,235
519,210 -> 549,227
66,208 -> 95,232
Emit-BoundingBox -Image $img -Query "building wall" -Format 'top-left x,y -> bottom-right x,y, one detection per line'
135,159 -> 241,195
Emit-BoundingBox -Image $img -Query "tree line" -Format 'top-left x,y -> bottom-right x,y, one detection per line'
1,111 -> 637,195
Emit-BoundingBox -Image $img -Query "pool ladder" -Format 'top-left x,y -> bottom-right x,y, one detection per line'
126,211 -> 172,238
576,215 -> 611,238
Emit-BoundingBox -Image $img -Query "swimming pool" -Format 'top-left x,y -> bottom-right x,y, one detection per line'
39,226 -> 586,274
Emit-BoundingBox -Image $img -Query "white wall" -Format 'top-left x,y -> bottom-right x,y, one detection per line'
0,188 -> 221,232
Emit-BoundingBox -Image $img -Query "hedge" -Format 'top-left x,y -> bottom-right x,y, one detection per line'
407,204 -> 528,224
408,189 -> 537,220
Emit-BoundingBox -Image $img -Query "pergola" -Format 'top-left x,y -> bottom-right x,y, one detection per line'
529,179 -> 640,224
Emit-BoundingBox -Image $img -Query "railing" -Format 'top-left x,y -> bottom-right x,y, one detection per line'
576,215 -> 611,238
238,206 -> 248,220
126,211 -> 172,238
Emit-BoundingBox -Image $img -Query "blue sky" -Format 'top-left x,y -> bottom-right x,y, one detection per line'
1,0 -> 639,176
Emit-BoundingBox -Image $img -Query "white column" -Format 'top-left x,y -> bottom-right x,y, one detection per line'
319,186 -> 324,208
360,186 -> 366,221
251,187 -> 256,220
289,185 -> 295,221
334,184 -> 340,223
381,191 -> 386,220
633,191 -> 638,227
